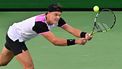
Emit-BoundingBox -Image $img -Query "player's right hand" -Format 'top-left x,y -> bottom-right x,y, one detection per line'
85,33 -> 92,40
75,38 -> 87,45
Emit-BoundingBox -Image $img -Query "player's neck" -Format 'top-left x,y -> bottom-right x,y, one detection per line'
45,13 -> 52,25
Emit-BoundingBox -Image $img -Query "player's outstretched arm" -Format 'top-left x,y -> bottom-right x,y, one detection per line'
61,24 -> 92,40
40,31 -> 87,46
61,24 -> 81,37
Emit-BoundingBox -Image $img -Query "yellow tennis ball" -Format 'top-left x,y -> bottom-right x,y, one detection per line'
93,6 -> 99,12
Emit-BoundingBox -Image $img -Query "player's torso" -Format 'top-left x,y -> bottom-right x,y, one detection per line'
7,14 -> 57,42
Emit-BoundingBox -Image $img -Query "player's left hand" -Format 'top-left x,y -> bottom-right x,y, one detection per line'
85,33 -> 92,40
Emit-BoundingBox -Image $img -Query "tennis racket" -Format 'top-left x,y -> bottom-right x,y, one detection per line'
91,9 -> 116,35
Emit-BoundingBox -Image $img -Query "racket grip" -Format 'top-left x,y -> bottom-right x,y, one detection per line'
90,31 -> 94,35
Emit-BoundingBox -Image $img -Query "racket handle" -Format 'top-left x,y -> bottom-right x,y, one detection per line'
90,31 -> 94,35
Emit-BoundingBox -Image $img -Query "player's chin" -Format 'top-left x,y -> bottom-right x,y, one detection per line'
53,21 -> 58,24
50,21 -> 57,24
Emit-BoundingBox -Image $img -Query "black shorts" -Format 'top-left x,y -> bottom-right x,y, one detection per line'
5,35 -> 28,55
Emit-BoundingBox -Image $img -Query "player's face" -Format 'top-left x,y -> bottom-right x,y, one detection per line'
47,11 -> 62,24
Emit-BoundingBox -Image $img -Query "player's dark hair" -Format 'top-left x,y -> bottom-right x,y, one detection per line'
48,4 -> 62,12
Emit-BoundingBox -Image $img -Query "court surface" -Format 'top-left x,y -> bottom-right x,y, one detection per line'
0,11 -> 122,69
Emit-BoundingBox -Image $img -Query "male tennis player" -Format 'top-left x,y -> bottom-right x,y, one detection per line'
0,4 -> 92,69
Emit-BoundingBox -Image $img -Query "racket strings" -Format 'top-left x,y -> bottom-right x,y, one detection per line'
95,9 -> 116,32
95,23 -> 110,32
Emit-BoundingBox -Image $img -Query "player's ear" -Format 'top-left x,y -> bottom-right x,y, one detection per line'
47,12 -> 51,14
46,12 -> 49,15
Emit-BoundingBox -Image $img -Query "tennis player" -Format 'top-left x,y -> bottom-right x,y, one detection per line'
0,4 -> 92,69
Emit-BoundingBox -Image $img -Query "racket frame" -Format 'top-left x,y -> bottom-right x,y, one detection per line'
91,9 -> 116,35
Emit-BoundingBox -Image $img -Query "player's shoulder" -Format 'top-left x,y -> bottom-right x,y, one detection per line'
58,17 -> 66,27
35,13 -> 46,22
